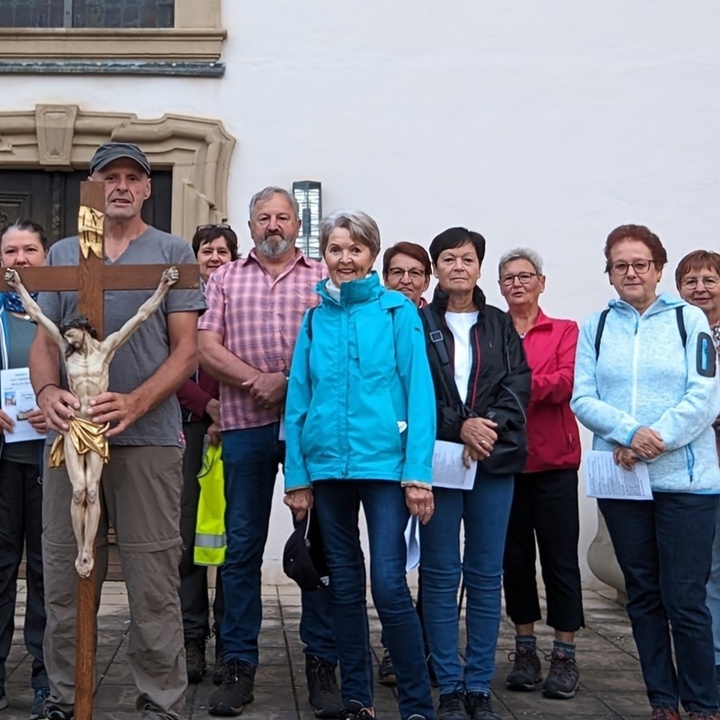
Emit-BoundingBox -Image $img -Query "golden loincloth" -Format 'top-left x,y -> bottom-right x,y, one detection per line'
49,417 -> 111,469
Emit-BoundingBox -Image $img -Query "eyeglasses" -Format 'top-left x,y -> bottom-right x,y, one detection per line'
609,260 -> 653,276
681,276 -> 720,290
387,268 -> 427,281
499,272 -> 539,287
196,223 -> 234,233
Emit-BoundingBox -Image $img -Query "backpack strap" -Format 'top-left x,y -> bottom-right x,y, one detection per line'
675,305 -> 687,347
594,308 -> 610,360
421,306 -> 462,406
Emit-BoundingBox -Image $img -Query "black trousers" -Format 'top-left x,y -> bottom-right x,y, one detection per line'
502,468 -> 584,633
179,421 -> 225,642
0,457 -> 48,687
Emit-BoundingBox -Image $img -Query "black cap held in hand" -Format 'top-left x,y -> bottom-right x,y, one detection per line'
282,509 -> 329,592
89,142 -> 151,176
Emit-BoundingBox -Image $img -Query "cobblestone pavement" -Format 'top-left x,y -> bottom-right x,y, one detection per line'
2,581 -> 652,719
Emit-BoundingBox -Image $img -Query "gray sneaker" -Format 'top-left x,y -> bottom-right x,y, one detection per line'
30,687 -> 50,720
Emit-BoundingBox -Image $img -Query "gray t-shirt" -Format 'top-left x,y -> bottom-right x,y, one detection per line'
39,226 -> 206,447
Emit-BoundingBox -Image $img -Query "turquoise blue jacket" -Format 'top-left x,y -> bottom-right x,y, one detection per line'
571,293 -> 720,493
284,272 -> 436,490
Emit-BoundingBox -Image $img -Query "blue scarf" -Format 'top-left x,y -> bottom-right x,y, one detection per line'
3,291 -> 38,314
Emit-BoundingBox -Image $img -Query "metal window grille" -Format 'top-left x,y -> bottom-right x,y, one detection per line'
0,0 -> 174,28
292,181 -> 322,260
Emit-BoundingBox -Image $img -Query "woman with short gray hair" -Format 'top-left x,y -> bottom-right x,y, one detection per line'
497,248 -> 584,701
284,210 -> 436,720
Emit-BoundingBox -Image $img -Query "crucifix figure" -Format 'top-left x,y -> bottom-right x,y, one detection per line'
4,265 -> 179,577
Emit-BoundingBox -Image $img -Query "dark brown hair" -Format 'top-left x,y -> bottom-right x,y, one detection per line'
382,241 -> 431,277
675,250 -> 720,288
604,224 -> 667,273
191,225 -> 239,261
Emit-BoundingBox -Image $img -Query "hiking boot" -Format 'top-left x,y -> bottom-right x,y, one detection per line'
650,710 -> 680,720
688,713 -> 718,720
542,651 -> 579,699
466,692 -> 501,720
30,687 -> 50,720
306,655 -> 343,718
342,702 -> 375,719
377,648 -> 396,686
186,638 -> 207,684
437,689 -> 469,720
44,705 -> 74,720
213,633 -> 225,685
506,645 -> 542,691
208,659 -> 255,716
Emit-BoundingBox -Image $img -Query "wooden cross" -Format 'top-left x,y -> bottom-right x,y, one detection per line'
0,181 -> 200,720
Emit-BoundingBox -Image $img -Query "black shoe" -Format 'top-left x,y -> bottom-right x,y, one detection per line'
505,645 -> 542,691
44,705 -> 74,720
186,638 -> 207,684
30,687 -> 51,720
377,648 -> 396,686
306,655 -> 343,719
208,659 -> 255,716
437,689 -> 469,720
542,651 -> 579,699
466,692 -> 501,720
342,701 -> 376,719
213,634 -> 225,685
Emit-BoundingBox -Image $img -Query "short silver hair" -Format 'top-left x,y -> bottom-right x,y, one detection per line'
319,210 -> 381,257
248,186 -> 299,219
498,247 -> 543,276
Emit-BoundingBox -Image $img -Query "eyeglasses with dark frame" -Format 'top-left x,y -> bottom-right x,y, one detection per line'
499,272 -> 539,287
681,275 -> 720,290
608,260 -> 653,276
386,267 -> 428,281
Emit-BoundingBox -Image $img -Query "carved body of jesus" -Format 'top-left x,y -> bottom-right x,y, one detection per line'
4,266 -> 179,577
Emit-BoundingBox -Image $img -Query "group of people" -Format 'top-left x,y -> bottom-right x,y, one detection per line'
0,140 -> 718,720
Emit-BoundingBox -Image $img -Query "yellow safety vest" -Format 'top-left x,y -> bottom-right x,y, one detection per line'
194,442 -> 226,566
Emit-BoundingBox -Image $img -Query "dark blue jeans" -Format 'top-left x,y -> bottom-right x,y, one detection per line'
420,470 -> 514,695
599,492 -> 719,713
313,480 -> 434,720
220,424 -> 336,666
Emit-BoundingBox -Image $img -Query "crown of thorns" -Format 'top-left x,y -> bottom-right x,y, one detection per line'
60,315 -> 98,339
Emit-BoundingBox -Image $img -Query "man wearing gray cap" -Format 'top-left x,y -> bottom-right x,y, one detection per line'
29,142 -> 206,720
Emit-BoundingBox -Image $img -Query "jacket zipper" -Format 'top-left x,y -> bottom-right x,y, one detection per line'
631,317 -> 640,416
469,325 -> 482,408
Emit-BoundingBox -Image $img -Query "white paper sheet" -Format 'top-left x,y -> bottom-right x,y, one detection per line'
0,367 -> 46,444
404,515 -> 420,571
431,440 -> 477,490
585,450 -> 652,500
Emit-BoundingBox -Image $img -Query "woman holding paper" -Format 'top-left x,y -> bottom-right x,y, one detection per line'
571,224 -> 720,720
0,219 -> 50,718
419,227 -> 530,720
283,210 -> 437,720
497,248 -> 583,701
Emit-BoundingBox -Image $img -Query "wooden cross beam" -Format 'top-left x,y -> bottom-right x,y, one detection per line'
3,181 -> 200,720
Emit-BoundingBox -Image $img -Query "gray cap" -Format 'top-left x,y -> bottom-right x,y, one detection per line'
89,142 -> 151,175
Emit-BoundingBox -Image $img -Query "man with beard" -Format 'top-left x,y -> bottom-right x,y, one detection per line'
198,187 -> 341,718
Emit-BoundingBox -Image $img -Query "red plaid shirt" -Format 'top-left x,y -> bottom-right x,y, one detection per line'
198,249 -> 327,431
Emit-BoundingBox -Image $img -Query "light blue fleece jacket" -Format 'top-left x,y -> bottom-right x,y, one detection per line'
284,272 -> 436,491
571,293 -> 720,493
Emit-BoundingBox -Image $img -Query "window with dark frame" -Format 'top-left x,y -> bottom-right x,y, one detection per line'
0,0 -> 174,29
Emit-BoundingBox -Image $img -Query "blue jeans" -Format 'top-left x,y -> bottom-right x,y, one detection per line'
599,493 -> 719,713
221,424 -> 336,666
420,469 -> 514,695
313,480 -> 434,720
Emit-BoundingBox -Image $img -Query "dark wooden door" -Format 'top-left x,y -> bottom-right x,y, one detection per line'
0,169 -> 172,244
